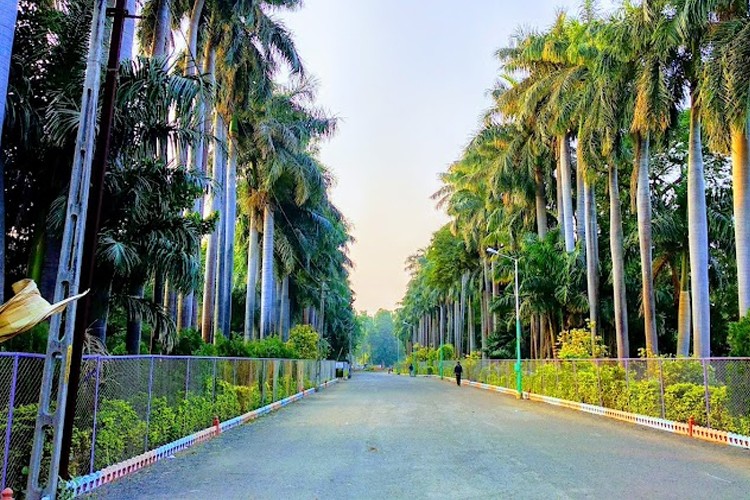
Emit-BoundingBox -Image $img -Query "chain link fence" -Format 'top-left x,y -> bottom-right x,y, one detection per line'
0,353 -> 336,492
400,357 -> 750,436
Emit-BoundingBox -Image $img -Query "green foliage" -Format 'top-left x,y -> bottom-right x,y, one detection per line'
557,325 -> 608,359
478,360 -> 750,435
95,400 -> 147,470
173,329 -> 206,355
245,336 -> 298,359
728,314 -> 750,357
437,343 -> 455,361
0,323 -> 49,353
356,310 -> 400,366
287,324 -> 321,359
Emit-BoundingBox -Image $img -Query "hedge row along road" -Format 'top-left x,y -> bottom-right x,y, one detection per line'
95,373 -> 750,499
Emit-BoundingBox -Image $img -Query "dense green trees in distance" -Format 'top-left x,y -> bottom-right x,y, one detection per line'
397,0 -> 750,361
0,0 -> 356,359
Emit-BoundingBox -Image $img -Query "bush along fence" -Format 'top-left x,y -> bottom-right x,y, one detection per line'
0,353 -> 337,495
404,357 -> 750,445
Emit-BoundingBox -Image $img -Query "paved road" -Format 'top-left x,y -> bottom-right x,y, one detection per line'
94,373 -> 750,499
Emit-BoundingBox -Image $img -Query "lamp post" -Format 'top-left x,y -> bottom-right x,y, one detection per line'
487,247 -> 523,399
438,308 -> 444,379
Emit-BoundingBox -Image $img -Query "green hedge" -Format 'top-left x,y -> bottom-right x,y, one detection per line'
473,360 -> 750,435
0,379 -> 270,493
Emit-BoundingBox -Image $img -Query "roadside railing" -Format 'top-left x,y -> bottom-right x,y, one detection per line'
0,353 -> 336,493
400,357 -> 750,435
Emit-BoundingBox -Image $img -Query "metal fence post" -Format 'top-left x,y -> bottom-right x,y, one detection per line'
658,358 -> 666,419
260,360 -> 267,404
144,357 -> 155,452
625,359 -> 630,412
88,356 -> 103,474
554,359 -> 560,397
185,357 -> 191,396
212,359 -> 217,401
1,355 -> 20,490
596,359 -> 603,407
572,361 -> 579,401
233,359 -> 237,386
702,359 -> 711,427
272,361 -> 279,402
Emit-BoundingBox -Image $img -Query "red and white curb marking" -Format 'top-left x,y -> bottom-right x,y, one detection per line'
67,379 -> 339,497
433,376 -> 750,451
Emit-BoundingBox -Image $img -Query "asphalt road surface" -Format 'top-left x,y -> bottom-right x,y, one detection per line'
93,372 -> 750,499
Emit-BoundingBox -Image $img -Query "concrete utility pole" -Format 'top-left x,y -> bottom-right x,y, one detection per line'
26,0 -> 109,496
27,0 -> 134,495
59,0 -> 133,478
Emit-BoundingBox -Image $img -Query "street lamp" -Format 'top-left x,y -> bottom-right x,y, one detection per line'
487,247 -> 523,399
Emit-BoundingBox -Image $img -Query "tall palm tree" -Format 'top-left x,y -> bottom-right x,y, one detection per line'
673,0 -> 714,358
700,1 -> 750,320
623,0 -> 682,355
196,5 -> 303,342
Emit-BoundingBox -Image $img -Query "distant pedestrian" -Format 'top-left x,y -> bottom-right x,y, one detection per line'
454,361 -> 463,386
408,363 -> 414,377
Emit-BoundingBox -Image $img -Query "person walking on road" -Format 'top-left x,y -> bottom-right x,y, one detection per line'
454,361 -> 463,386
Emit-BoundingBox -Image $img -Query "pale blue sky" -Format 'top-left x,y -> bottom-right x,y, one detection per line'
281,1 -> 606,313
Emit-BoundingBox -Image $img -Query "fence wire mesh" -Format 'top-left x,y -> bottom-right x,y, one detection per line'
400,356 -> 750,438
0,354 -> 336,492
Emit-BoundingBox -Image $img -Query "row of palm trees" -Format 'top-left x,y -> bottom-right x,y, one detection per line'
0,0 -> 356,355
397,0 -> 748,360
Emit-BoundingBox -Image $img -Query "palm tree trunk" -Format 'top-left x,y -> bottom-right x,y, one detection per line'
469,290 -> 476,356
460,272 -> 468,351
480,274 -> 488,358
151,271 -> 165,349
214,190 -> 225,338
244,217 -> 259,340
120,0 -> 136,61
483,258 -> 493,336
0,0 -> 18,303
167,286 -> 177,323
576,157 -> 586,246
676,253 -> 691,357
453,297 -> 460,353
731,121 -> 750,317
491,260 -> 498,335
279,275 -> 289,340
559,135 -> 575,252
556,161 -> 564,241
150,0 -> 171,58
185,0 -> 205,75
534,165 -> 548,239
89,276 -> 113,344
318,284 -> 326,336
609,164 -> 629,359
126,282 -> 145,354
439,302 -> 445,349
635,133 -> 658,355
176,294 -> 184,331
687,105 -> 710,358
220,131 -> 237,338
180,293 -> 193,330
180,47 -> 211,330
584,179 -> 598,335
260,205 -> 275,338
201,112 -> 224,342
